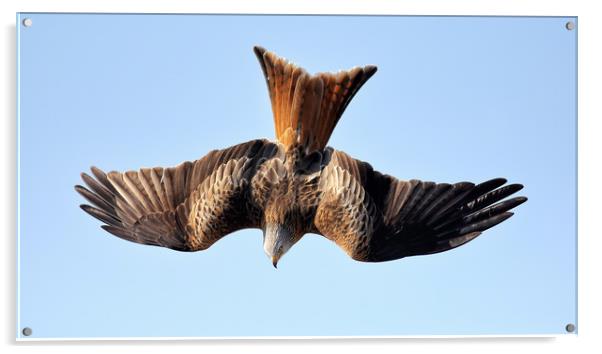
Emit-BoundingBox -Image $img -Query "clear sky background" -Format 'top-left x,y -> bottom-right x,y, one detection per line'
17,14 -> 576,338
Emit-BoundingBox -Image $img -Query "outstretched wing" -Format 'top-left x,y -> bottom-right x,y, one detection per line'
75,139 -> 282,251
313,150 -> 527,262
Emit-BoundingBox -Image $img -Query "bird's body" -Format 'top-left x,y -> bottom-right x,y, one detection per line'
76,46 -> 527,267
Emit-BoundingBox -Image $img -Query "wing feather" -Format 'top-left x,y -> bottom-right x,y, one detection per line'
76,139 -> 281,251
314,150 -> 527,262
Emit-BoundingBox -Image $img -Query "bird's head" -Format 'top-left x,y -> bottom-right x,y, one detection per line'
263,223 -> 302,268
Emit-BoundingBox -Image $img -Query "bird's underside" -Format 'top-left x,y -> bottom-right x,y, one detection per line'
76,46 -> 527,265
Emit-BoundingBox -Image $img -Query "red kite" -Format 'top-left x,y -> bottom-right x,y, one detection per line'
76,46 -> 526,267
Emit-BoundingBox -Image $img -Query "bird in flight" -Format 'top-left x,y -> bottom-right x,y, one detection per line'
76,46 -> 527,268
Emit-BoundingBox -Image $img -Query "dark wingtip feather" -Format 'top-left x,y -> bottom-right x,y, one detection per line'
90,166 -> 110,184
80,204 -> 120,225
495,195 -> 528,211
79,171 -> 117,204
514,196 -> 528,204
484,183 -> 525,202
80,172 -> 93,184
90,166 -> 105,177
489,177 -> 508,185
75,184 -> 101,205
506,183 -> 524,193
474,178 -> 507,193
79,204 -> 91,212
76,184 -> 117,217
462,196 -> 526,225
88,166 -> 119,194
459,182 -> 525,216
460,211 -> 514,235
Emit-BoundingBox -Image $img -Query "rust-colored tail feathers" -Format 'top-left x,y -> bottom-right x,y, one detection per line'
254,46 -> 377,153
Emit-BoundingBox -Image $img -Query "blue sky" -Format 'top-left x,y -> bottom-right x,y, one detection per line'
17,14 -> 576,338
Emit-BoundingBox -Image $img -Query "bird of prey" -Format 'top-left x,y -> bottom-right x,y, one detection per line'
75,46 -> 527,268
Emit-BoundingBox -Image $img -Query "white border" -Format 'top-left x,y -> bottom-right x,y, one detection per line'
3,1 -> 600,353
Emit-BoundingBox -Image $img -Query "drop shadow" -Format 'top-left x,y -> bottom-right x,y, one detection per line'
14,336 -> 557,347
4,23 -> 17,344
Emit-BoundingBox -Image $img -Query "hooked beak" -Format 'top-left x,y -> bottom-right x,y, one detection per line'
264,224 -> 291,269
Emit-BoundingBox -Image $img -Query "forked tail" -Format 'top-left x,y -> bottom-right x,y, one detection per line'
254,46 -> 377,153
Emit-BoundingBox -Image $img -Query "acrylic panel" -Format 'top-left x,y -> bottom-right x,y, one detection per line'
16,13 -> 577,339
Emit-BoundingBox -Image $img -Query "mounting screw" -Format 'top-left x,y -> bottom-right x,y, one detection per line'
565,323 -> 576,333
565,21 -> 575,31
22,327 -> 32,336
22,18 -> 33,27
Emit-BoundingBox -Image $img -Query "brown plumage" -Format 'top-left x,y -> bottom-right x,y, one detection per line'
76,45 -> 527,267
